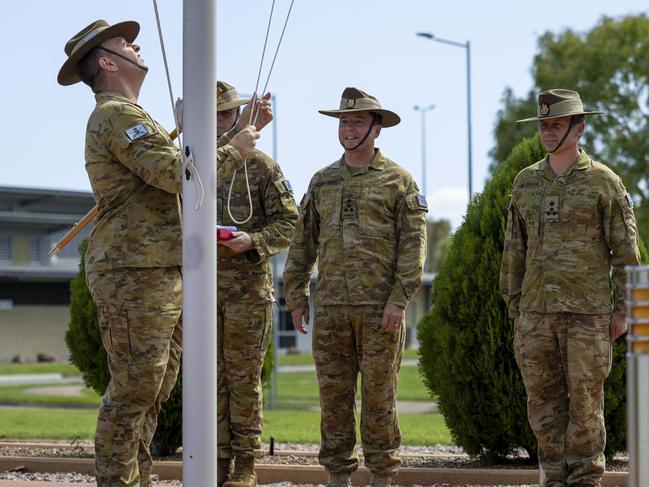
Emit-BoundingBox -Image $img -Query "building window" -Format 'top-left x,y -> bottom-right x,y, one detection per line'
30,237 -> 41,264
0,235 -> 10,263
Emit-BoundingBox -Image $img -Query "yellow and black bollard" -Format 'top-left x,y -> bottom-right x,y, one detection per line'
626,265 -> 649,487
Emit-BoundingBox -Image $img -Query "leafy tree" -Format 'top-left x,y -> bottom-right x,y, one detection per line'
490,14 -> 649,239
418,134 -> 645,462
66,239 -> 273,455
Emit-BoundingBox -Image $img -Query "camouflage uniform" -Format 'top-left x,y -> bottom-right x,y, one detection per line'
283,149 -> 427,476
85,92 -> 241,486
500,150 -> 640,486
217,135 -> 298,462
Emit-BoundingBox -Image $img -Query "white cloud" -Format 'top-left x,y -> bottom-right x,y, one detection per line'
426,187 -> 469,230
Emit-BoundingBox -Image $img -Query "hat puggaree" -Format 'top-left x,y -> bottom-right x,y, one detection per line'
517,89 -> 604,123
319,87 -> 401,128
217,81 -> 250,111
58,19 -> 140,86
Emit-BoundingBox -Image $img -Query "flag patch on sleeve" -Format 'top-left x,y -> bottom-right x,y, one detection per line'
124,123 -> 150,141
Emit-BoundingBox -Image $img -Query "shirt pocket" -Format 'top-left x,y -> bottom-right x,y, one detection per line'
359,186 -> 396,240
316,185 -> 342,234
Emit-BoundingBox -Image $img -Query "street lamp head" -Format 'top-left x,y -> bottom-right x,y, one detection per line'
416,32 -> 434,40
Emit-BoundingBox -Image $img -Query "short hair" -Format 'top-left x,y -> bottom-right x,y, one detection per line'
371,112 -> 383,125
77,47 -> 104,93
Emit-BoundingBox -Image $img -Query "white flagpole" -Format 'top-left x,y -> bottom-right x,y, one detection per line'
182,0 -> 217,486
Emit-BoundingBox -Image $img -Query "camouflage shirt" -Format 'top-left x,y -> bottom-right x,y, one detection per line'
500,150 -> 640,317
84,92 -> 184,272
283,149 -> 428,309
217,133 -> 298,302
84,93 -> 243,272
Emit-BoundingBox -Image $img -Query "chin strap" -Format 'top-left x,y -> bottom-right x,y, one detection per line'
340,120 -> 376,151
548,116 -> 578,153
96,47 -> 148,72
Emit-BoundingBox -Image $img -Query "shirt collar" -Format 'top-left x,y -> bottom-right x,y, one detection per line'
336,148 -> 385,179
540,149 -> 592,179
95,91 -> 140,107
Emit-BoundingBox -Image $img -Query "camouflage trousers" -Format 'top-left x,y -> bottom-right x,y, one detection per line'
87,267 -> 182,487
217,300 -> 272,459
514,312 -> 612,487
313,305 -> 405,476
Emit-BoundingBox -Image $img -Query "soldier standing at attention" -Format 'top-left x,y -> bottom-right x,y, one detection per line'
58,20 -> 257,487
500,89 -> 640,487
215,81 -> 298,487
283,87 -> 428,487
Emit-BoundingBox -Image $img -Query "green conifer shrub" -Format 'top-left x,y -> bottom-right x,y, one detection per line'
66,239 -> 273,456
417,134 -> 645,462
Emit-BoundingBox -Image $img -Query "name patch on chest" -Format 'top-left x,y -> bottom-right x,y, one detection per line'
543,195 -> 560,222
124,123 -> 150,142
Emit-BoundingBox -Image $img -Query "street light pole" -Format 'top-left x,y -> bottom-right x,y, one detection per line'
413,104 -> 434,197
416,32 -> 473,201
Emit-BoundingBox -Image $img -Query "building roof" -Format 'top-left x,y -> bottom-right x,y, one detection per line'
0,186 -> 94,231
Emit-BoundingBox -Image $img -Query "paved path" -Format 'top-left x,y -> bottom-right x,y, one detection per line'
279,358 -> 417,373
0,375 -> 81,386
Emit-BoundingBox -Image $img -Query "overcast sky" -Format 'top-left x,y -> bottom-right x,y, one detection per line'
2,1 -> 647,228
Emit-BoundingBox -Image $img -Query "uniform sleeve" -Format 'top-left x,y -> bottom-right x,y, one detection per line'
499,195 -> 527,318
249,166 -> 298,258
387,181 -> 428,308
217,124 -> 241,148
283,185 -> 319,310
604,182 -> 641,314
106,104 -> 183,194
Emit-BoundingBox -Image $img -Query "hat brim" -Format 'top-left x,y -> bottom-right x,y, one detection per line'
57,20 -> 140,86
218,98 -> 250,112
516,110 -> 605,123
318,108 -> 401,128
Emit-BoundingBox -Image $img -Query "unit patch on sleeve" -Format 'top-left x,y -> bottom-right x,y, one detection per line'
283,180 -> 293,192
124,123 -> 150,142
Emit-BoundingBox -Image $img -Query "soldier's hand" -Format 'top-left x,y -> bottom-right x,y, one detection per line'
230,126 -> 259,159
610,313 -> 628,340
291,307 -> 310,334
240,92 -> 273,131
382,303 -> 405,334
218,231 -> 253,253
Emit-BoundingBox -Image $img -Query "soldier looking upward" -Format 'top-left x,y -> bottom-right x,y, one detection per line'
283,87 -> 428,487
58,20 -> 257,487
500,89 -> 640,487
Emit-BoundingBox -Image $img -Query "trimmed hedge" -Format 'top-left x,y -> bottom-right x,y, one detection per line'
417,134 -> 645,462
66,239 -> 273,455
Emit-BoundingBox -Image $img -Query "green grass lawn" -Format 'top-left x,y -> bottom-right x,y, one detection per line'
267,364 -> 432,408
278,348 -> 419,366
0,364 -> 431,410
0,406 -> 98,440
0,363 -> 81,376
0,406 -> 451,445
0,383 -> 100,407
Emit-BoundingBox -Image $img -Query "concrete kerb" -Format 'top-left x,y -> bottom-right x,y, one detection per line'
0,456 -> 630,486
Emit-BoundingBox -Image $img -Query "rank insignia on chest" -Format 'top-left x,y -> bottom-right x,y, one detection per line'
124,123 -> 150,141
543,195 -> 559,222
342,197 -> 356,218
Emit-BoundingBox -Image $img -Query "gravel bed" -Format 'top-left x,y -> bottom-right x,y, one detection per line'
0,442 -> 628,486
